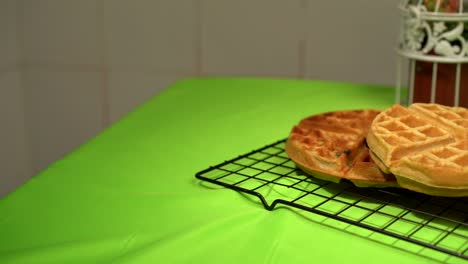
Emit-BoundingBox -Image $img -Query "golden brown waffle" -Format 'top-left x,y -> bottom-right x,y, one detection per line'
367,103 -> 468,196
285,110 -> 397,187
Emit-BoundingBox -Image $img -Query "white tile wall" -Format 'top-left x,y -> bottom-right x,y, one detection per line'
21,0 -> 101,65
0,0 -> 19,71
0,72 -> 31,197
2,0 -> 403,196
201,0 -> 304,77
305,0 -> 400,86
0,0 -> 28,197
108,71 -> 182,122
103,0 -> 198,72
22,70 -> 103,173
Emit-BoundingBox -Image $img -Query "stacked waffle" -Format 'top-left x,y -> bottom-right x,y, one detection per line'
286,103 -> 468,197
285,109 -> 398,188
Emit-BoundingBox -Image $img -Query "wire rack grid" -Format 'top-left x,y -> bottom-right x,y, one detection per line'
195,139 -> 468,260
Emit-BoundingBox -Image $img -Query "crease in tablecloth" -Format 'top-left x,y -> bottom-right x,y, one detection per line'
110,206 -> 263,263
0,234 -> 132,264
0,207 -> 261,264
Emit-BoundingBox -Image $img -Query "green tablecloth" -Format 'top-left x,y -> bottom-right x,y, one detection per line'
0,78 -> 462,263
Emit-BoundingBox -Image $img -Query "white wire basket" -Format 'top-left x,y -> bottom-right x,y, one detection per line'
396,0 -> 468,107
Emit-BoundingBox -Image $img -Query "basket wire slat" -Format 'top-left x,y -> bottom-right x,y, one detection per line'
397,0 -> 468,107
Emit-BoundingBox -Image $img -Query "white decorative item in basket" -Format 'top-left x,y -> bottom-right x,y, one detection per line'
396,0 -> 468,107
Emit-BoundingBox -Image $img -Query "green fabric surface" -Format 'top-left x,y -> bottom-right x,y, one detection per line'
0,78 -> 463,264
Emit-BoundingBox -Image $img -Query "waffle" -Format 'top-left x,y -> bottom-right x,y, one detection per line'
367,103 -> 468,197
285,110 -> 397,187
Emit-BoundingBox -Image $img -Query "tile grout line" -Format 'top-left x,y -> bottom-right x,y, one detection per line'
298,0 -> 308,79
100,70 -> 110,127
15,0 -> 36,176
0,63 -> 20,75
195,0 -> 203,76
21,63 -> 103,72
298,39 -> 306,79
19,62 -> 198,75
14,0 -> 25,68
97,0 -> 110,127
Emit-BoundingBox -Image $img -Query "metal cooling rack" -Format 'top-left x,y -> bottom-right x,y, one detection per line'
195,139 -> 468,260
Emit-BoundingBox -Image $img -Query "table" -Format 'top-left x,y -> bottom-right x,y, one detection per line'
0,78 -> 462,263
